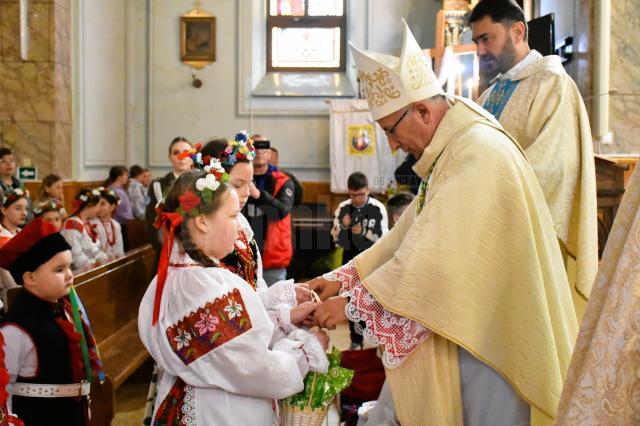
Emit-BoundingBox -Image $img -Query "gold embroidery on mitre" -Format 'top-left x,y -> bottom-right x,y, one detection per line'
405,53 -> 434,90
358,67 -> 401,106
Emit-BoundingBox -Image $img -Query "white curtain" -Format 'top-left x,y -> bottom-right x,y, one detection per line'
328,99 -> 405,193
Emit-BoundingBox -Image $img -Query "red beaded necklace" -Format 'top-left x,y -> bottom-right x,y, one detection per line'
101,219 -> 116,246
235,231 -> 257,289
81,217 -> 98,243
219,231 -> 257,290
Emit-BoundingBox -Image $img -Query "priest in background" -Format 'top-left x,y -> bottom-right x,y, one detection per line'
470,0 -> 598,318
310,20 -> 577,426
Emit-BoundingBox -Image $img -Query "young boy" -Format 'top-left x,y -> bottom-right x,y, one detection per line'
386,192 -> 415,229
331,172 -> 389,265
331,172 -> 388,348
0,148 -> 21,197
0,218 -> 104,425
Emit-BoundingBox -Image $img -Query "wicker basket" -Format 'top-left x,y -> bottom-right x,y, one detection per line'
280,372 -> 330,426
279,404 -> 329,426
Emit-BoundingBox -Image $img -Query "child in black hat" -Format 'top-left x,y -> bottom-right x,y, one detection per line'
0,218 -> 104,425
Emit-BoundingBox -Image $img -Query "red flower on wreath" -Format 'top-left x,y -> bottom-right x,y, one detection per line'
211,169 -> 223,181
179,190 -> 201,213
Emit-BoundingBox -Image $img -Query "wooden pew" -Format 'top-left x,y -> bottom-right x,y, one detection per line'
289,203 -> 335,281
125,219 -> 150,250
24,180 -> 103,215
7,244 -> 156,426
75,244 -> 155,425
595,156 -> 628,258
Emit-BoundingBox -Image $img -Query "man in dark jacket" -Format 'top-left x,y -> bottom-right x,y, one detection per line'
244,135 -> 295,286
269,147 -> 304,207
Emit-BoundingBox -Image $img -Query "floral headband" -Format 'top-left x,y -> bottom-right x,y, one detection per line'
97,186 -> 121,206
72,188 -> 101,212
2,187 -> 29,208
164,145 -> 231,220
33,199 -> 66,217
223,131 -> 256,165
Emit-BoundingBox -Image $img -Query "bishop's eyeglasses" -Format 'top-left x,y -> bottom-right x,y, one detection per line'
383,107 -> 411,136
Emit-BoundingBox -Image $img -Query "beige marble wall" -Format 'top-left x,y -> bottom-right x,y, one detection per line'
0,0 -> 72,178
572,0 -> 594,119
598,0 -> 640,155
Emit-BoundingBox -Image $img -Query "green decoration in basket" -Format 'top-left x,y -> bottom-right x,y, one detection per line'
284,346 -> 354,409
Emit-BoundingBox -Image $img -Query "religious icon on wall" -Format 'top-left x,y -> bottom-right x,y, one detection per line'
347,125 -> 375,156
180,15 -> 216,68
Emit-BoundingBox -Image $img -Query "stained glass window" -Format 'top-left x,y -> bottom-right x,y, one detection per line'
271,27 -> 341,69
267,0 -> 346,72
269,0 -> 305,16
308,0 -> 343,16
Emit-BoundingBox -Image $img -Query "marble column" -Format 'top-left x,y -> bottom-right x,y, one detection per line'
0,0 -> 71,178
572,0 -> 594,120
598,0 -> 640,155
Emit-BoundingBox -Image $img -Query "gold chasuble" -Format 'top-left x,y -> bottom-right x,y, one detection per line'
556,166 -> 640,424
354,98 -> 578,425
478,53 -> 598,318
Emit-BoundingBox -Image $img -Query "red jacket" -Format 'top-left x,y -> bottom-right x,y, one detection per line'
262,171 -> 293,269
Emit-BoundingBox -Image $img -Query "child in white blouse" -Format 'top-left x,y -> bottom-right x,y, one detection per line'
92,187 -> 124,259
138,167 -> 328,425
60,188 -> 108,269
0,188 -> 28,241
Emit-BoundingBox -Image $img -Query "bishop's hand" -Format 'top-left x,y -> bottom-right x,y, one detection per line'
313,296 -> 348,330
306,277 -> 341,301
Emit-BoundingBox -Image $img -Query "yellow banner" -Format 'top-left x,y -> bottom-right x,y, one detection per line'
347,124 -> 375,156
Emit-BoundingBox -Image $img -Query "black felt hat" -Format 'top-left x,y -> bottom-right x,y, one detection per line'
0,218 -> 71,284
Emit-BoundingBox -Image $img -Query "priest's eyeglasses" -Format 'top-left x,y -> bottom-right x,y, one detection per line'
383,107 -> 411,136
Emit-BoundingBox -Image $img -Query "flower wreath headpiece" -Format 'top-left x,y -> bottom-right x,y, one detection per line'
96,186 -> 121,206
33,199 -> 67,217
168,143 -> 232,219
72,188 -> 101,212
151,143 -> 231,325
223,131 -> 256,166
2,187 -> 29,208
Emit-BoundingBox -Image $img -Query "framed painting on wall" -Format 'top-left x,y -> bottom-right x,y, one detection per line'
180,16 -> 216,63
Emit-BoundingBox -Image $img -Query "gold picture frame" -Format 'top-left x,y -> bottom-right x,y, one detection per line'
180,15 -> 216,68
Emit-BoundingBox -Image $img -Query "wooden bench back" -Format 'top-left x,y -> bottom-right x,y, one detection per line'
72,245 -> 155,343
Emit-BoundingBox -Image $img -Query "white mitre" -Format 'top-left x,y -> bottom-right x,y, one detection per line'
350,19 -> 444,121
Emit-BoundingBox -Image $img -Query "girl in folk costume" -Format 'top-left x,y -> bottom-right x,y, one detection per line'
34,174 -> 64,207
0,218 -> 105,426
138,163 -> 329,425
0,189 -> 30,312
141,136 -> 318,424
202,132 -> 315,313
91,187 -> 124,259
33,199 -> 67,232
0,188 -> 29,246
60,189 -> 108,269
